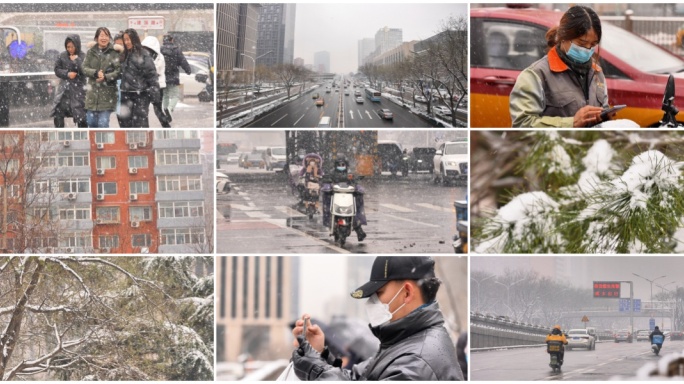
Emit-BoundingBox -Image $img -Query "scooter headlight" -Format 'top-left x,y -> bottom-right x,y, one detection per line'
333,204 -> 353,215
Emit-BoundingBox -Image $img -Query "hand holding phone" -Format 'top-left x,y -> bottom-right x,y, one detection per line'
600,104 -> 627,121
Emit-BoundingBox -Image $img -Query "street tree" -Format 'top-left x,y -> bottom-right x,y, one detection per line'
0,256 -> 213,381
272,63 -> 299,99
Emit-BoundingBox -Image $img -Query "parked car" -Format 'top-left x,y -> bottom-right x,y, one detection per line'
216,171 -> 231,194
636,330 -> 650,342
410,147 -> 437,173
433,141 -> 468,184
614,329 -> 633,343
243,153 -> 265,169
566,329 -> 596,351
376,108 -> 393,120
179,59 -> 210,98
433,105 -> 452,116
414,95 -> 427,103
470,6 -> 684,127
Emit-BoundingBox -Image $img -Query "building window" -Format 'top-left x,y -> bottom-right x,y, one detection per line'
59,205 -> 91,220
129,206 -> 152,221
96,206 -> 120,223
132,234 -> 152,247
58,179 -> 90,193
59,233 -> 92,248
57,152 -> 89,167
31,207 -> 57,222
94,132 -> 115,144
157,175 -> 202,191
128,156 -> 149,168
96,182 -> 117,195
154,130 -> 198,140
98,235 -> 119,248
126,131 -> 148,144
159,228 -> 206,245
0,185 -> 20,198
158,201 -> 204,218
0,134 -> 19,147
129,181 -> 150,194
29,180 -> 55,194
31,237 -> 58,249
3,159 -> 20,172
96,156 -> 116,169
41,131 -> 88,142
155,150 -> 200,165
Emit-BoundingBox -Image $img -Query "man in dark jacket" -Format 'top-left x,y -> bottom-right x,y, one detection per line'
51,34 -> 87,127
291,256 -> 464,381
160,35 -> 191,121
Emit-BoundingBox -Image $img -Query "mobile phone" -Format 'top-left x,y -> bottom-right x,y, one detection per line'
600,104 -> 627,121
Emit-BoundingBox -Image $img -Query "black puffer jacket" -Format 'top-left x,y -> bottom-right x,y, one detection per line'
51,34 -> 86,120
120,49 -> 160,102
160,41 -> 191,86
299,302 -> 464,381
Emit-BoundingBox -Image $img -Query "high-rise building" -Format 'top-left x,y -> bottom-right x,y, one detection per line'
313,51 -> 330,73
374,26 -> 403,55
216,3 -> 261,83
256,3 -> 296,67
216,256 -> 300,362
0,130 -> 210,254
357,38 -> 375,67
294,57 -> 304,67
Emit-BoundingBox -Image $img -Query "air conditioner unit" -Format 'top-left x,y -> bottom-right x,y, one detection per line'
66,192 -> 77,201
96,143 -> 105,150
129,167 -> 138,174
65,247 -> 74,253
129,143 -> 138,150
95,218 -> 103,224
63,140 -> 70,147
138,141 -> 147,148
96,169 -> 105,176
100,247 -> 111,253
130,193 -> 138,201
96,194 -> 104,201
131,221 -> 140,228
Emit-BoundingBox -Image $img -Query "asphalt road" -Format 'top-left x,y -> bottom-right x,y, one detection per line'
471,339 -> 684,381
244,86 -> 435,128
216,163 -> 467,253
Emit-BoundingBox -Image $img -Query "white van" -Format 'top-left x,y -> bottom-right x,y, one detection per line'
263,146 -> 287,171
318,116 -> 332,128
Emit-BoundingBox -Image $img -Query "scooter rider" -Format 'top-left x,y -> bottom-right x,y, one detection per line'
545,325 -> 568,364
649,326 -> 665,351
321,156 -> 367,241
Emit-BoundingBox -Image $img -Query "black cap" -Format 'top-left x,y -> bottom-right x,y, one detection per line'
351,256 -> 435,299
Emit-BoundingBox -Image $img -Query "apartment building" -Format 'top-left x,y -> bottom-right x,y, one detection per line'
0,130 -> 209,254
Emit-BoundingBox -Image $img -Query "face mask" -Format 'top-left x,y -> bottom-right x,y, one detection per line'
365,286 -> 406,327
566,42 -> 595,64
336,166 -> 346,172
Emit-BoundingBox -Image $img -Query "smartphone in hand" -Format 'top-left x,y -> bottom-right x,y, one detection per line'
600,104 -> 627,121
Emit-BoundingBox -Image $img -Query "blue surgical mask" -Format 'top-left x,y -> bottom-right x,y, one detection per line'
336,166 -> 347,172
566,42 -> 595,64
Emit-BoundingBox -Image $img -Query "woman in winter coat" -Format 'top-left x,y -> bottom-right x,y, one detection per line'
82,27 -> 121,127
119,28 -> 160,128
51,34 -> 87,127
141,35 -> 170,127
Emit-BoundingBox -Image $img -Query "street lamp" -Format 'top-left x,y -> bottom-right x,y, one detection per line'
656,281 -> 676,329
471,274 -> 496,312
240,50 -> 272,118
495,278 -> 526,317
632,273 -> 666,306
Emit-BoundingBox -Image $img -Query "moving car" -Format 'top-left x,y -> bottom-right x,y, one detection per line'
216,171 -> 231,194
315,98 -> 325,106
433,105 -> 452,116
243,153 -> 265,169
355,96 -> 364,104
318,116 -> 332,128
636,330 -> 650,342
354,90 -> 362,97
614,329 -> 633,343
312,93 -> 320,99
238,153 -> 248,168
377,140 -> 404,174
670,330 -> 684,341
225,153 -> 240,165
344,90 -> 350,96
263,146 -> 286,172
376,108 -> 393,120
566,329 -> 596,351
470,6 -> 684,127
433,141 -> 468,184
410,147 -> 437,173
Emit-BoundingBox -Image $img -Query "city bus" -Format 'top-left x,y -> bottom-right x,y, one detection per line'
365,88 -> 381,102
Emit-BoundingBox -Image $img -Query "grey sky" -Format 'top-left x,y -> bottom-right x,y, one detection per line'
292,3 -> 467,73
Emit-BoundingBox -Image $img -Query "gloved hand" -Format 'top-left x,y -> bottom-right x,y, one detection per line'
292,334 -> 329,381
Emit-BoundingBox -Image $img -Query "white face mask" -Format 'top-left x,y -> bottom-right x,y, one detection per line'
365,286 -> 406,327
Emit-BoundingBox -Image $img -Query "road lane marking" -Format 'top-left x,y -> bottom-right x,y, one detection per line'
381,213 -> 440,228
349,110 -> 354,120
275,206 -> 305,217
357,110 -> 363,119
415,203 -> 453,213
380,203 -> 416,213
294,113 -> 306,126
271,114 -> 288,126
365,110 -> 373,119
231,204 -> 261,211
245,211 -> 271,218
262,219 -> 351,254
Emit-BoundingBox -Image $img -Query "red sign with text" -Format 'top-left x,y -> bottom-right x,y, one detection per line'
593,281 -> 621,298
128,16 -> 165,30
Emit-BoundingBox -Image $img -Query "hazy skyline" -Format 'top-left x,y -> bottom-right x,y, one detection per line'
292,3 -> 467,73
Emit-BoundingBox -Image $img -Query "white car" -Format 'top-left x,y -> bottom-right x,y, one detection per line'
433,141 -> 468,184
216,171 -> 231,194
433,106 -> 452,116
414,95 -> 427,103
179,60 -> 210,97
566,329 -> 596,351
263,146 -> 287,172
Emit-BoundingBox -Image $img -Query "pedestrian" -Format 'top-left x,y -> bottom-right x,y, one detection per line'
51,34 -> 87,127
141,35 -> 171,127
119,28 -> 160,128
112,32 -> 125,128
82,27 -> 121,127
509,5 -> 614,128
291,256 -> 464,381
160,35 -> 191,121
